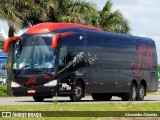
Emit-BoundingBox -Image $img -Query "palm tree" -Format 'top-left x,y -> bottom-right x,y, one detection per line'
0,0 -> 47,95
58,0 -> 97,25
0,1 -> 21,37
0,0 -> 22,95
37,0 -> 97,25
43,0 -> 130,33
98,0 -> 130,34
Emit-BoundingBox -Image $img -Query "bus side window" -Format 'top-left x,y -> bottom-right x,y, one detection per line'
58,33 -> 84,71
59,46 -> 67,67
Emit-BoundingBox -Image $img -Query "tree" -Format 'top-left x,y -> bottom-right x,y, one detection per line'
0,0 -> 22,95
0,0 -> 46,95
45,0 -> 130,33
34,0 -> 97,25
56,0 -> 97,25
98,0 -> 130,34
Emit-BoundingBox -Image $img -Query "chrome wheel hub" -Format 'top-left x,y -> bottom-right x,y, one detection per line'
139,87 -> 144,98
75,86 -> 82,98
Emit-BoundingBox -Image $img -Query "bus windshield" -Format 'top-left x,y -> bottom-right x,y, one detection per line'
13,36 -> 55,76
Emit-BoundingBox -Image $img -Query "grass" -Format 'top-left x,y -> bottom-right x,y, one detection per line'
1,102 -> 160,111
1,102 -> 160,119
0,85 -> 7,96
0,86 -> 160,119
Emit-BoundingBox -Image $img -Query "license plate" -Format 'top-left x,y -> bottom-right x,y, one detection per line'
27,90 -> 36,94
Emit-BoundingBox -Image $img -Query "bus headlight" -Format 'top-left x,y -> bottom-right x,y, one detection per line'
44,80 -> 57,87
11,81 -> 20,87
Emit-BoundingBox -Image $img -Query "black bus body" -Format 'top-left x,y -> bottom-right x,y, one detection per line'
4,23 -> 158,102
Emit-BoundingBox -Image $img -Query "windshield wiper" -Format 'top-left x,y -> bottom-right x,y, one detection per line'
34,70 -> 53,77
14,63 -> 38,78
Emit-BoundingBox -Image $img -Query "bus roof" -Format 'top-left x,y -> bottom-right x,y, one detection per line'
26,22 -> 103,34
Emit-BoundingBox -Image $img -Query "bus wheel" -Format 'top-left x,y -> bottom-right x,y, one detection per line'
92,93 -> 112,101
33,96 -> 44,102
136,84 -> 145,101
70,81 -> 83,102
121,83 -> 137,101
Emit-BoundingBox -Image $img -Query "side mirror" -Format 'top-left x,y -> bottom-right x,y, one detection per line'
3,36 -> 20,53
52,34 -> 62,49
52,32 -> 74,49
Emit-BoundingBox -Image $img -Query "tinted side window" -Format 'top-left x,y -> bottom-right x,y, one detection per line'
86,33 -> 105,67
58,33 -> 85,70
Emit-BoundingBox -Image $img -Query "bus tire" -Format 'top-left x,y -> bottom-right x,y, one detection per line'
121,83 -> 137,101
92,93 -> 112,101
70,81 -> 83,102
136,84 -> 145,101
33,96 -> 44,102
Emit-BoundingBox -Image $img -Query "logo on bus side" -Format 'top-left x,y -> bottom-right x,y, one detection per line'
87,53 -> 97,66
25,78 -> 36,85
130,44 -> 153,77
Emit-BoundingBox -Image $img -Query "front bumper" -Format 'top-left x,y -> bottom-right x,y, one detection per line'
12,85 -> 57,96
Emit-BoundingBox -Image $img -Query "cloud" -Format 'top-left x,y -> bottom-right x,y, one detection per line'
112,1 -> 160,35
113,0 -> 160,6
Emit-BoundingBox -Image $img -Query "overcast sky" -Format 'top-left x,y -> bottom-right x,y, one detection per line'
0,0 -> 160,63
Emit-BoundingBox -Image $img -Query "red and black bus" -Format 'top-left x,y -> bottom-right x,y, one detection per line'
4,22 -> 158,102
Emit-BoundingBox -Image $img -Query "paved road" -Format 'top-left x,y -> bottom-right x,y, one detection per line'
1,95 -> 160,105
